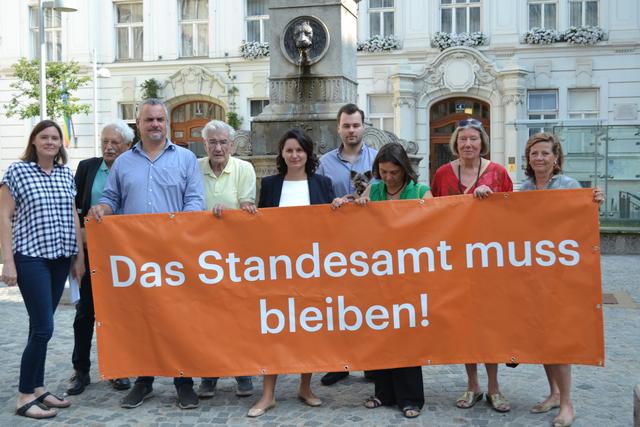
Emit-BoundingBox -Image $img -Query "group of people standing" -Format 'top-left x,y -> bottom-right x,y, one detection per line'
0,100 -> 600,426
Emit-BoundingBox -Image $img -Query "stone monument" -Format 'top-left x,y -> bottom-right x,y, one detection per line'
250,0 -> 359,156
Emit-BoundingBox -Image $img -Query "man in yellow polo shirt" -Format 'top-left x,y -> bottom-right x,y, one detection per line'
198,120 -> 257,217
197,119 -> 256,398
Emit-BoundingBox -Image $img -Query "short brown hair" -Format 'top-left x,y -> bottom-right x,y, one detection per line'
524,132 -> 564,177
337,103 -> 365,124
448,119 -> 490,157
21,120 -> 67,165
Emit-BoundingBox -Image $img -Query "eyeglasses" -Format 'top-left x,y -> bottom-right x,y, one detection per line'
458,118 -> 483,129
206,139 -> 229,147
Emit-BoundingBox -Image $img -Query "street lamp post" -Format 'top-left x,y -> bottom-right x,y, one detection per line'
39,0 -> 78,121
93,51 -> 111,156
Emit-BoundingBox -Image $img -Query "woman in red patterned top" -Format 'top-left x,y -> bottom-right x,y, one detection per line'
431,118 -> 513,413
431,118 -> 512,198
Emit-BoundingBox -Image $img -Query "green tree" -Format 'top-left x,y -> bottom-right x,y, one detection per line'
140,78 -> 161,99
5,58 -> 91,120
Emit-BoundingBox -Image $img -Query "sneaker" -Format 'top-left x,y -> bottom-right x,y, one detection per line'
120,383 -> 153,408
197,378 -> 217,398
320,371 -> 349,386
176,384 -> 199,409
235,377 -> 254,397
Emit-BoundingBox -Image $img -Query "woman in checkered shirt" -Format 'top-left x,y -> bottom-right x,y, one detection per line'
0,120 -> 85,420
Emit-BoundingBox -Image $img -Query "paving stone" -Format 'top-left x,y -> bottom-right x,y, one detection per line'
0,255 -> 637,426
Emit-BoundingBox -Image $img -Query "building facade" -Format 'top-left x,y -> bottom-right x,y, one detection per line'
1,0 -> 639,223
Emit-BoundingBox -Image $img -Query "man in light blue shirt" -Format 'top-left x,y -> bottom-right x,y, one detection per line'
317,103 -> 378,198
90,99 -> 204,410
317,104 -> 377,386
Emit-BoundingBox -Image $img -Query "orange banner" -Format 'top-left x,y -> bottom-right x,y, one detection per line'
86,189 -> 604,379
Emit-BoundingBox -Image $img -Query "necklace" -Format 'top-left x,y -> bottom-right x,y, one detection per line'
535,174 -> 553,189
386,183 -> 405,198
457,159 -> 482,194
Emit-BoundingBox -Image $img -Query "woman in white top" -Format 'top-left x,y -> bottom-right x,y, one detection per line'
249,128 -> 334,417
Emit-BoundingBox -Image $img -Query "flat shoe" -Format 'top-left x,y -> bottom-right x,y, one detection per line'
456,390 -> 483,409
298,394 -> 322,407
553,413 -> 576,427
16,399 -> 57,419
530,399 -> 560,414
486,392 -> 511,413
36,392 -> 71,408
247,401 -> 276,418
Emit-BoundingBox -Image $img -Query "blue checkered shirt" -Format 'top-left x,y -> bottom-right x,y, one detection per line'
1,161 -> 79,259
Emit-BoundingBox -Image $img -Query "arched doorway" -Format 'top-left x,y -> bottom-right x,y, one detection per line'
429,98 -> 490,180
171,100 -> 226,157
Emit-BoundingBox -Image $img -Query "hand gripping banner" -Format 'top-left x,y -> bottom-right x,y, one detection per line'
86,189 -> 604,379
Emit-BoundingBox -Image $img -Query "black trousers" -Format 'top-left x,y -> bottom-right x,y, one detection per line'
71,254 -> 94,374
373,366 -> 425,410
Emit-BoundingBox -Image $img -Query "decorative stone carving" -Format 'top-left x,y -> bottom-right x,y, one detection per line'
418,47 -> 499,98
162,66 -> 226,100
503,92 -> 525,105
281,16 -> 330,66
243,155 -> 279,178
362,127 -> 418,155
269,77 -> 357,104
398,138 -> 419,155
394,96 -> 416,109
534,61 -> 552,88
576,59 -> 593,87
233,130 -> 252,156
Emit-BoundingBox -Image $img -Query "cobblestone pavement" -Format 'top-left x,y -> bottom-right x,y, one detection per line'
0,255 -> 637,426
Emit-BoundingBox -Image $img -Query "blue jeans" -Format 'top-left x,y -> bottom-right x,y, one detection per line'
14,252 -> 71,393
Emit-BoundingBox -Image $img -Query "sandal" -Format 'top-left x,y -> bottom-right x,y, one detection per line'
530,398 -> 560,414
364,396 -> 383,409
456,390 -> 483,408
486,392 -> 511,413
402,406 -> 421,418
16,399 -> 57,419
36,391 -> 71,408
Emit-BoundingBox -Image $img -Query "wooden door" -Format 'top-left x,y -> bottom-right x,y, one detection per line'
171,101 -> 226,157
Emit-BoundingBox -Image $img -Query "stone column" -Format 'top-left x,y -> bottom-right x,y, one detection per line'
500,69 -> 527,181
391,70 -> 417,143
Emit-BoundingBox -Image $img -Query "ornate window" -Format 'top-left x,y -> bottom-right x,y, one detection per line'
30,7 -> 62,61
180,0 -> 208,57
115,2 -> 143,61
569,0 -> 598,27
528,0 -> 557,30
440,0 -> 481,34
568,89 -> 598,119
246,0 -> 269,43
527,90 -> 558,136
369,0 -> 394,37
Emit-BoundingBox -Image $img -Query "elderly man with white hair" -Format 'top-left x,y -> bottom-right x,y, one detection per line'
67,120 -> 134,396
198,120 -> 257,216
197,120 -> 257,398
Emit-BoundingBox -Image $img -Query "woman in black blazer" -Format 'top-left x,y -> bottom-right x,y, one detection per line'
248,128 -> 334,418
